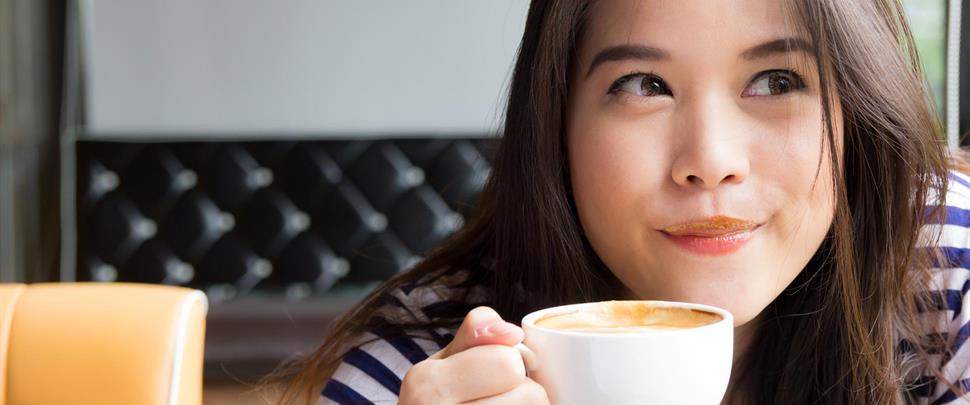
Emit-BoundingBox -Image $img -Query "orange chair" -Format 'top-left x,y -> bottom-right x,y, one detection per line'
0,283 -> 207,405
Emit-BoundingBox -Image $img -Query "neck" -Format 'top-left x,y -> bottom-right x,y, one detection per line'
733,312 -> 763,363
722,312 -> 765,404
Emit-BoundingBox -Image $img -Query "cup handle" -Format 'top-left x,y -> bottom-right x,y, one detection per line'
513,343 -> 539,374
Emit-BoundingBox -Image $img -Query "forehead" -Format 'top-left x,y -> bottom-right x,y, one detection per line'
580,0 -> 802,60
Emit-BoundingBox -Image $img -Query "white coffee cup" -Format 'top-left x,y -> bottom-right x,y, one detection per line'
517,300 -> 734,405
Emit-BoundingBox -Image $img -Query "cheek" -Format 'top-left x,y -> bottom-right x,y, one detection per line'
567,115 -> 671,243
762,113 -> 837,222
749,110 -> 836,238
744,96 -> 838,225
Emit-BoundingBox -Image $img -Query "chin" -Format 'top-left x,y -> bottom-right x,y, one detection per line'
635,281 -> 771,327
709,297 -> 771,327
722,304 -> 765,327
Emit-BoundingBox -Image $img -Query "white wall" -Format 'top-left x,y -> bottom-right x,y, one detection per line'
80,0 -> 529,138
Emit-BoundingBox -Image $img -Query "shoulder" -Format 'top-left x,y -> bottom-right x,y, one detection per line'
930,171 -> 970,227
360,269 -> 491,345
922,171 -> 970,263
936,171 -> 970,218
918,171 -> 970,299
909,170 -> 970,403
318,269 -> 492,404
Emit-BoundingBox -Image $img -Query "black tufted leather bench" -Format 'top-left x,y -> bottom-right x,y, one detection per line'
76,138 -> 495,302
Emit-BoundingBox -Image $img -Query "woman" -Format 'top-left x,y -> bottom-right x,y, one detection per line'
276,0 -> 970,403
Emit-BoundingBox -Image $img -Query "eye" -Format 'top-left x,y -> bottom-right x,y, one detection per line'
742,70 -> 806,97
607,73 -> 673,97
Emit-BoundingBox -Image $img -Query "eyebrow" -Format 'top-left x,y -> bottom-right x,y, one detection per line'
585,37 -> 815,79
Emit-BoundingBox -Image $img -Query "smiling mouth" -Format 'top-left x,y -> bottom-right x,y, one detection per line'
659,215 -> 760,256
661,215 -> 759,237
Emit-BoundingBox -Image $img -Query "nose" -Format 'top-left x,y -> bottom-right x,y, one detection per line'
670,96 -> 750,190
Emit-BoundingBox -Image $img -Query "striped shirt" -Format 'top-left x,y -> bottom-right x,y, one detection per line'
318,172 -> 970,405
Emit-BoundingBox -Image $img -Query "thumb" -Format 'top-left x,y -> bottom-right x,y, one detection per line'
433,306 -> 524,359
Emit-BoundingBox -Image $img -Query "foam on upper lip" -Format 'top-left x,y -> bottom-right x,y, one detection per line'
662,215 -> 759,236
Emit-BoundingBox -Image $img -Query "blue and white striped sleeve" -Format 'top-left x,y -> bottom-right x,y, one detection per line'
916,171 -> 970,404
317,330 -> 446,405
317,270 -> 488,404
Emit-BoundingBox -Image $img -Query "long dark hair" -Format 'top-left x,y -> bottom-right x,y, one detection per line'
274,1 -> 957,403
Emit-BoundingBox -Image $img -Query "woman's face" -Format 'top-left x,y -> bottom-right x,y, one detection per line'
567,0 -> 842,325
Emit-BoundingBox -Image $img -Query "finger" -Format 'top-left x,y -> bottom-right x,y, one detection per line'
431,344 -> 527,402
433,306 -> 523,359
513,343 -> 539,373
459,378 -> 550,405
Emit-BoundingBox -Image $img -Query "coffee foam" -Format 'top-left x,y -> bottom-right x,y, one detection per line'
534,301 -> 721,333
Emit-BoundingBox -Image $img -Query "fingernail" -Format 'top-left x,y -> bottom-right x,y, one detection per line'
476,322 -> 517,338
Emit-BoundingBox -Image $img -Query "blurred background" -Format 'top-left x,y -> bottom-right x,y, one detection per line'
0,0 -> 962,403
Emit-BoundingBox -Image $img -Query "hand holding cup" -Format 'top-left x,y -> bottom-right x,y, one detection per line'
399,306 -> 549,405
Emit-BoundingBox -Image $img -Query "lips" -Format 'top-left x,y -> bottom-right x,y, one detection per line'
660,216 -> 760,256
662,215 -> 759,237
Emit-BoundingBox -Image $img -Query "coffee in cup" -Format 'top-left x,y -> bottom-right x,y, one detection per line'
533,300 -> 723,332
